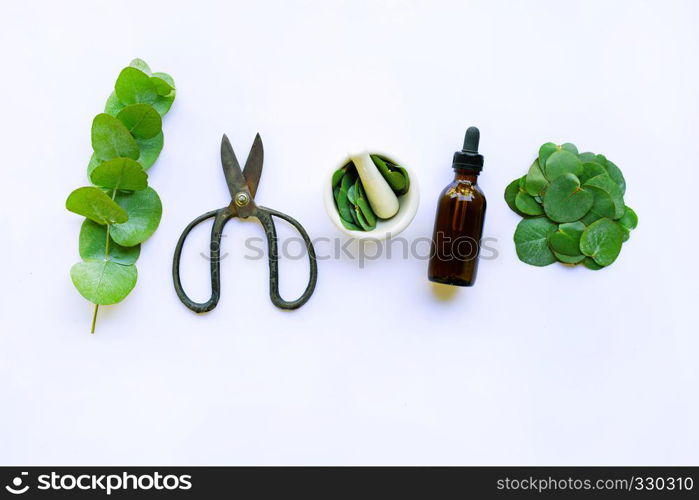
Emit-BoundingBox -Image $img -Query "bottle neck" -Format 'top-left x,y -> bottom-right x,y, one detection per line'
453,169 -> 479,183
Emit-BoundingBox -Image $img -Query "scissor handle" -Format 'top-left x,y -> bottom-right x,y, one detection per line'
172,207 -> 233,313
256,206 -> 318,310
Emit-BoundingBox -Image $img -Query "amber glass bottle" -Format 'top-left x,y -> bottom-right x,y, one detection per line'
428,127 -> 487,286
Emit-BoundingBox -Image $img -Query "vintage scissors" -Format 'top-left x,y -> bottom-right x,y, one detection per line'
173,134 -> 318,313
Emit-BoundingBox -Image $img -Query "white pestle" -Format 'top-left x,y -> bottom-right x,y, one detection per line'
349,151 -> 399,219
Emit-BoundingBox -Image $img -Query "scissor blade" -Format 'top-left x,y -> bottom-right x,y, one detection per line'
221,134 -> 250,199
243,133 -> 264,198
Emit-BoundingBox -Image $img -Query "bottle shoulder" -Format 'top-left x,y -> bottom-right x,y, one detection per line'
439,178 -> 486,200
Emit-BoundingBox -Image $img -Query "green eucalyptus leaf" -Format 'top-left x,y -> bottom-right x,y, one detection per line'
514,217 -> 558,266
618,206 -> 638,231
355,180 -> 377,226
548,221 -> 586,256
115,67 -> 158,105
79,219 -> 140,265
554,251 -> 585,264
339,218 -> 362,231
505,177 -> 530,217
70,260 -> 137,305
580,185 -> 616,225
66,187 -> 128,225
544,150 -> 583,179
116,104 -> 162,139
89,157 -> 148,191
354,205 -> 375,231
617,205 -> 638,242
129,58 -> 152,75
543,173 -> 593,222
347,183 -> 357,205
583,173 -> 624,219
602,158 -> 626,195
150,72 -> 176,116
110,187 -> 163,246
580,218 -> 624,266
104,91 -> 125,116
335,170 -> 355,223
371,155 -> 409,195
91,113 -> 140,161
331,167 -> 346,188
515,190 -> 544,215
578,161 -> 607,184
560,143 -> 578,155
583,257 -> 604,270
151,76 -> 174,96
87,153 -> 101,176
525,159 -> 548,196
136,132 -> 164,170
578,152 -> 604,165
538,142 -> 558,167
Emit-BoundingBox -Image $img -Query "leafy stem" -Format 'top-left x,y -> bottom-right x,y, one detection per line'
67,59 -> 175,333
91,185 -> 118,334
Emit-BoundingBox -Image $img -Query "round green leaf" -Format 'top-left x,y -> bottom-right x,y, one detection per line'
578,161 -> 607,184
331,167 -> 345,188
505,177 -> 529,217
560,143 -> 578,155
617,205 -> 638,242
543,173 -> 593,222
355,180 -> 377,226
136,132 -> 164,170
577,152 -> 602,164
544,150 -> 583,179
580,218 -> 623,266
554,251 -> 585,264
104,91 -> 125,116
583,173 -> 624,219
110,187 -> 163,246
580,185 -> 615,225
116,104 -> 162,139
91,113 -> 140,161
618,206 -> 638,231
115,67 -> 158,105
79,219 -> 140,265
548,221 -> 586,256
514,217 -> 558,266
525,159 -> 548,196
87,153 -> 101,176
354,205 -> 375,231
346,183 -> 357,205
152,76 -> 174,96
129,58 -> 152,75
70,260 -> 137,305
66,187 -> 128,225
538,142 -> 557,167
582,257 -> 604,270
89,158 -> 148,191
151,72 -> 176,116
515,190 -> 544,215
602,158 -> 626,195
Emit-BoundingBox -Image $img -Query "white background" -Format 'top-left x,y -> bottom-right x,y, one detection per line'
1,0 -> 697,465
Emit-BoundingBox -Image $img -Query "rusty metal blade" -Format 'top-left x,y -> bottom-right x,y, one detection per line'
220,134 -> 249,200
243,133 -> 264,198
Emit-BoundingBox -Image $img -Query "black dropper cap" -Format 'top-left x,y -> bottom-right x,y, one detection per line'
452,126 -> 484,172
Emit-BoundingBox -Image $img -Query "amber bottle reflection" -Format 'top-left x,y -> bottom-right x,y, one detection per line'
428,127 -> 487,286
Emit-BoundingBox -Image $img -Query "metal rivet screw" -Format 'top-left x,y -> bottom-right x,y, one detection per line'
235,192 -> 250,207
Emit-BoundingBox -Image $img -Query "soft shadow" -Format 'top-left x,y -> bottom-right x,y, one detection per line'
430,282 -> 459,302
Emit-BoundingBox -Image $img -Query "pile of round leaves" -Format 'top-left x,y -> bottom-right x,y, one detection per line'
65,59 -> 176,332
505,142 -> 637,270
332,155 -> 409,231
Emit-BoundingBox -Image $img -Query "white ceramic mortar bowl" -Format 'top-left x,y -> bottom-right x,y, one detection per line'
323,152 -> 420,241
